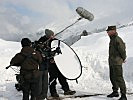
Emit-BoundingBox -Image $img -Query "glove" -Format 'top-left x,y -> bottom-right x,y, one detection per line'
56,47 -> 62,54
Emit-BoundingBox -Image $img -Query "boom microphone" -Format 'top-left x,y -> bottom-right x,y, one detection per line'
55,7 -> 94,36
76,7 -> 94,21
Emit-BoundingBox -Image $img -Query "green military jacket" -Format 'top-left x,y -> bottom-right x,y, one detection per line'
109,33 -> 126,66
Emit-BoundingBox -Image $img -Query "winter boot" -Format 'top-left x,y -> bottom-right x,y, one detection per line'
51,93 -> 59,97
118,94 -> 127,100
64,90 -> 76,95
107,91 -> 119,98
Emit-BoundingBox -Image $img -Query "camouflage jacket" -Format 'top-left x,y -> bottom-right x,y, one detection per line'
109,33 -> 126,65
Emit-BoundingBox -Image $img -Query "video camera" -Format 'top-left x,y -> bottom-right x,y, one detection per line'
32,40 -> 61,59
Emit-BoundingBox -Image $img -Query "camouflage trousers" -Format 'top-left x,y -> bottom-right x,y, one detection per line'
109,65 -> 126,94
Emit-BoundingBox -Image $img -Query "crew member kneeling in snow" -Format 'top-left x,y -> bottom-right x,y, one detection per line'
106,26 -> 127,100
9,38 -> 42,100
38,29 -> 76,98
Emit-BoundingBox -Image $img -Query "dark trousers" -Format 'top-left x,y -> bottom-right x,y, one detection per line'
22,73 -> 42,100
22,81 -> 38,100
49,63 -> 70,94
40,70 -> 48,98
109,65 -> 126,94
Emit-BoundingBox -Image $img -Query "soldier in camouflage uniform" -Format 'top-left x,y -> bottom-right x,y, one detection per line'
106,26 -> 127,100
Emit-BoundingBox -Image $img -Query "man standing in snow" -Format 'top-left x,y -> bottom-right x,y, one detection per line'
106,26 -> 127,100
9,38 -> 43,100
38,29 -> 76,98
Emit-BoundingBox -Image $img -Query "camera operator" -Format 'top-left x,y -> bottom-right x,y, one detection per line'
37,29 -> 76,98
8,38 -> 42,100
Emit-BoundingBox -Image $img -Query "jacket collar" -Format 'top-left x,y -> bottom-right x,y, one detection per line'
110,32 -> 118,39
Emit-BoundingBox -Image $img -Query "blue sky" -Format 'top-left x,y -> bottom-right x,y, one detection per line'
0,0 -> 133,41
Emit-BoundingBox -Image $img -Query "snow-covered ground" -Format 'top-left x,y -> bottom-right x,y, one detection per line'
0,25 -> 133,100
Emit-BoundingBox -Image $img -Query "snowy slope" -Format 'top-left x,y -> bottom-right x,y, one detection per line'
0,39 -> 21,100
0,24 -> 133,100
69,25 -> 133,99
